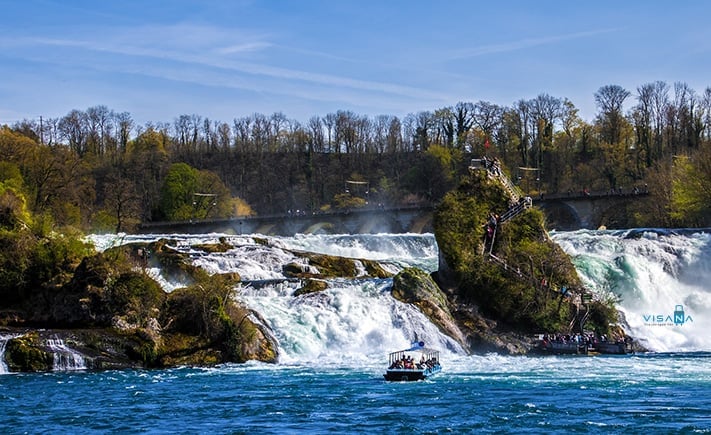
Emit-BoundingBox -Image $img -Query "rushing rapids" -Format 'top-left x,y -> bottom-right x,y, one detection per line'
2,229 -> 709,371
85,229 -> 711,358
552,229 -> 711,352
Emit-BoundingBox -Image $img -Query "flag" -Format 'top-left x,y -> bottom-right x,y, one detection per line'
484,138 -> 490,149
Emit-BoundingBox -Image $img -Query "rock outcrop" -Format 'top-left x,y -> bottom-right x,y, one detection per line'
391,267 -> 467,348
1,241 -> 278,372
428,161 -> 631,353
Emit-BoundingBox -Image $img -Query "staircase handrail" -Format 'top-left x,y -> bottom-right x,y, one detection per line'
499,196 -> 532,223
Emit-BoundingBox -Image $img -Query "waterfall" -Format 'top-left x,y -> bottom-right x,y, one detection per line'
240,278 -> 463,364
87,232 -> 455,364
0,334 -> 11,374
553,229 -> 711,352
47,336 -> 86,371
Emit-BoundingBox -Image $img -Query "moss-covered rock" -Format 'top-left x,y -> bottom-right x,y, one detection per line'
227,311 -> 279,363
433,165 -> 621,349
194,237 -> 233,253
293,278 -> 329,296
392,267 -> 467,348
4,332 -> 53,372
161,273 -> 278,365
284,251 -> 392,279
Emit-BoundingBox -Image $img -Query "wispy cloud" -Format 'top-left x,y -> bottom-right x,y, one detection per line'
3,24 -> 449,103
447,28 -> 619,60
215,42 -> 272,55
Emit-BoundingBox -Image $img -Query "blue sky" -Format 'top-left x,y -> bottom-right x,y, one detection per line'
1,1 -> 710,126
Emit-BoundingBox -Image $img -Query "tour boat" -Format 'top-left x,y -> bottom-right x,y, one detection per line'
383,341 -> 441,382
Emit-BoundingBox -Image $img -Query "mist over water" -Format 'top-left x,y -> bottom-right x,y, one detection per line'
552,229 -> 711,352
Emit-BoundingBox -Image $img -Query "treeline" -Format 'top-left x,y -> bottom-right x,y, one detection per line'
3,80 -> 711,232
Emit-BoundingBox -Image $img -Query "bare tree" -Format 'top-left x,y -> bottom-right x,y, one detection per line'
308,116 -> 325,153
595,84 -> 631,145
453,101 -> 475,149
702,87 -> 711,141
473,100 -> 504,144
58,109 -> 89,156
114,111 -> 134,155
87,105 -> 113,156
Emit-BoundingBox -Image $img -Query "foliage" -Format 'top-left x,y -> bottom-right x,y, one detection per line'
585,300 -> 619,337
25,228 -> 93,289
0,178 -> 32,230
669,153 -> 711,226
164,272 -> 240,340
434,167 -> 597,333
332,193 -> 367,210
158,162 -> 235,221
4,77 -> 711,227
106,271 -> 166,326
0,182 -> 92,305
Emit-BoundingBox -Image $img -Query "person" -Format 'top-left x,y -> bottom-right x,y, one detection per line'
489,213 -> 498,228
492,157 -> 502,176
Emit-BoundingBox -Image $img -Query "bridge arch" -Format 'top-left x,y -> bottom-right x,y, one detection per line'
537,201 -> 581,231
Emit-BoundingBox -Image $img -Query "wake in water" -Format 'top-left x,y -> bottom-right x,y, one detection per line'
553,229 -> 711,352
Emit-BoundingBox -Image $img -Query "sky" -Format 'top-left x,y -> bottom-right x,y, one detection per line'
1,0 -> 711,127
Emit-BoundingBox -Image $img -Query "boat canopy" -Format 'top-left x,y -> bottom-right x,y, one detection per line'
387,341 -> 440,365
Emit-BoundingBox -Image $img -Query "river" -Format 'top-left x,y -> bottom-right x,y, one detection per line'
1,230 -> 709,433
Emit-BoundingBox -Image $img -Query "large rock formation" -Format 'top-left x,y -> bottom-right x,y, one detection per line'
428,162 -> 627,354
1,240 -> 279,372
391,267 -> 467,348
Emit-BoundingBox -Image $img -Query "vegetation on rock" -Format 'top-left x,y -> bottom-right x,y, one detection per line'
434,166 -> 619,345
0,182 -> 277,371
392,267 -> 467,348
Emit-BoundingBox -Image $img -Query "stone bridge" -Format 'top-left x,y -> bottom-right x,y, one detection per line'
138,205 -> 435,236
533,189 -> 649,230
138,191 -> 647,235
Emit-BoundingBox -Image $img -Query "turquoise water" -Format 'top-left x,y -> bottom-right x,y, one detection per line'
3,230 -> 711,433
1,353 -> 710,433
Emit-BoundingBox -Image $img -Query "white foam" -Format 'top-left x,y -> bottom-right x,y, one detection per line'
553,230 -> 711,352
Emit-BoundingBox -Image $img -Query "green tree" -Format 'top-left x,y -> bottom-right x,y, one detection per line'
669,153 -> 711,226
159,163 -> 234,221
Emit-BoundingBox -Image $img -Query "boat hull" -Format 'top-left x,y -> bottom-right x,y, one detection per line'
534,340 -> 586,355
383,367 -> 440,382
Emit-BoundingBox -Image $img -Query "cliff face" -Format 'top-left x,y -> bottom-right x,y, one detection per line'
430,165 -> 613,354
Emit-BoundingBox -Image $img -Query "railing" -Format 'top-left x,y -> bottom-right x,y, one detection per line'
470,158 -> 525,203
499,196 -> 532,223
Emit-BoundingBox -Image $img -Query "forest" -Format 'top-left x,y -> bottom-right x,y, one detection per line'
3,80 -> 711,234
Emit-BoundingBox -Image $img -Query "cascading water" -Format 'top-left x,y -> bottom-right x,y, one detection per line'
88,232 -> 462,363
552,229 -> 711,352
0,334 -> 12,374
239,278 -> 460,364
47,337 -> 86,371
87,229 -> 711,359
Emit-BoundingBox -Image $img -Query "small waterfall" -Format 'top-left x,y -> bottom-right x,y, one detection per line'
0,334 -> 11,374
47,336 -> 86,371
